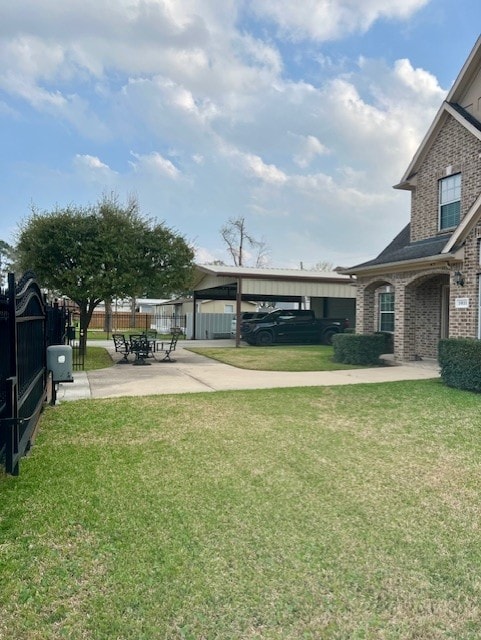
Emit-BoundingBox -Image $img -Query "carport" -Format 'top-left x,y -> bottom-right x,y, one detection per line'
192,265 -> 357,343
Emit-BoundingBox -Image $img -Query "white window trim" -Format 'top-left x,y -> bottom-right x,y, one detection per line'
439,173 -> 461,231
379,292 -> 395,333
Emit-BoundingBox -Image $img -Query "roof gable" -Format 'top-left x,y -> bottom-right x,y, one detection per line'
395,36 -> 481,190
448,35 -> 481,106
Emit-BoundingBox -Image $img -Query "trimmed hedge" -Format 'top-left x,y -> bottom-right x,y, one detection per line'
438,338 -> 481,393
332,333 -> 386,365
374,331 -> 394,354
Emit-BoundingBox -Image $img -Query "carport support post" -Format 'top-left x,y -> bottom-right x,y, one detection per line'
235,276 -> 242,348
192,292 -> 197,340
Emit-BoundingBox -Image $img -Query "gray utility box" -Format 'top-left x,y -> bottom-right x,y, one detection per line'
47,345 -> 74,383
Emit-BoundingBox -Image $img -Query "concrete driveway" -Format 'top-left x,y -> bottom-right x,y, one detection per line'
56,339 -> 440,403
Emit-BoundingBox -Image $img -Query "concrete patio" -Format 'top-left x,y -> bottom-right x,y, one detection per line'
55,339 -> 441,402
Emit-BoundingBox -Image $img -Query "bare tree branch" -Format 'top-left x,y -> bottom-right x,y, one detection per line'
311,260 -> 334,271
220,216 -> 269,267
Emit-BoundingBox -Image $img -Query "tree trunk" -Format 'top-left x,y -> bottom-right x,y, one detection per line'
78,305 -> 89,355
78,301 -> 98,354
130,297 -> 137,329
104,298 -> 113,334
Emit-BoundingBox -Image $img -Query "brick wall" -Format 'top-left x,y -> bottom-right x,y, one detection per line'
449,227 -> 480,338
411,115 -> 481,242
356,269 -> 450,360
413,276 -> 444,355
354,113 -> 481,359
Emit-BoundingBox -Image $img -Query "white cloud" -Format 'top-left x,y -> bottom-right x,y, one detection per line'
0,70 -> 67,109
249,0 -> 430,42
129,151 -> 181,180
0,37 -> 111,139
194,245 -> 219,264
0,36 -> 66,82
243,154 -> 288,184
0,0 -> 454,268
0,1 -> 277,97
73,155 -> 118,186
312,55 -> 446,184
393,58 -> 446,99
237,32 -> 283,76
74,154 -> 113,171
151,77 -> 219,123
0,99 -> 18,117
293,134 -> 330,168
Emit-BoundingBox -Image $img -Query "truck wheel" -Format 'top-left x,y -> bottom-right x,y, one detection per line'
256,331 -> 273,346
323,329 -> 337,345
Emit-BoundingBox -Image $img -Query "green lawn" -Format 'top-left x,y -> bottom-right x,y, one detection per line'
2,380 -> 481,638
84,345 -> 114,370
87,330 -> 116,340
186,344 -> 369,371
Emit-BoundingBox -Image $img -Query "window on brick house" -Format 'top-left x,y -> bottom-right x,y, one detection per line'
379,292 -> 394,332
439,173 -> 461,230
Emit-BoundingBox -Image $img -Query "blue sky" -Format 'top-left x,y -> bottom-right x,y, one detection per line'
1,1 -> 480,269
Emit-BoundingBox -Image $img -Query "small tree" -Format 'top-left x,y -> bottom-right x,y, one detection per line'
16,195 -> 194,352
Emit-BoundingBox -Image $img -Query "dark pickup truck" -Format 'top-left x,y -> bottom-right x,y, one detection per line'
241,309 -> 349,346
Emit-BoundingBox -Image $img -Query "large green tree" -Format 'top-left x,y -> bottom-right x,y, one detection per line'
0,239 -> 14,287
16,195 -> 195,351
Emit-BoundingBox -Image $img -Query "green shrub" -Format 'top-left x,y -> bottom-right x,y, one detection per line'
374,331 -> 394,353
438,338 -> 481,393
332,333 -> 386,365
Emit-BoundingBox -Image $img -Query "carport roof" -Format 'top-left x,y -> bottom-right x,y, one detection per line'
193,264 -> 356,302
194,264 -> 352,282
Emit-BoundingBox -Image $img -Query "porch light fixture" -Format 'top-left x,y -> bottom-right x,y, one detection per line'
454,271 -> 465,286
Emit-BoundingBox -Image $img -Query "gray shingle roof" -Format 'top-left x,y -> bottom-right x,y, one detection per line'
348,224 -> 453,271
449,102 -> 481,133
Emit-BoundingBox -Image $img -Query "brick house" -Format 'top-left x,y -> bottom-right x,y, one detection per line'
342,35 -> 481,361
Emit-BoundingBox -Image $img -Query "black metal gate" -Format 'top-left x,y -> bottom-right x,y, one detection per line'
0,272 -> 73,475
71,328 -> 86,371
0,273 -> 47,475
